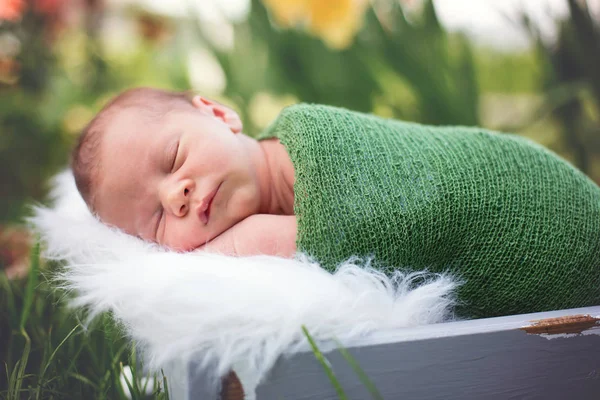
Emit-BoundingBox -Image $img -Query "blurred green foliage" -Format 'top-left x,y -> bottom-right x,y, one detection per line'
201,0 -> 480,132
525,0 -> 600,176
2,0 -> 584,226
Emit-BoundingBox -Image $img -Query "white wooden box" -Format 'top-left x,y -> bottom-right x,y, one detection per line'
166,306 -> 600,400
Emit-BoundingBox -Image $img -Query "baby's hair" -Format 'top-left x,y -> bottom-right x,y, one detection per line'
71,87 -> 193,211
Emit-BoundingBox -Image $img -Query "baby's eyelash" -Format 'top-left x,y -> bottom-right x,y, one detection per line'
170,141 -> 180,172
155,208 -> 163,240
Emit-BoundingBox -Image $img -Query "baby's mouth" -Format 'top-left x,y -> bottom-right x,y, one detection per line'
198,183 -> 221,225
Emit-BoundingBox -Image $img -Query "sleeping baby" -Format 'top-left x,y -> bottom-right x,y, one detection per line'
72,88 -> 298,257
72,87 -> 600,318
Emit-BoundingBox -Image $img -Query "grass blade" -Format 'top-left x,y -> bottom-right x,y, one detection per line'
9,329 -> 31,400
301,326 -> 348,400
37,323 -> 80,397
19,240 -> 40,330
334,340 -> 384,400
161,369 -> 170,400
0,272 -> 18,327
69,372 -> 99,389
128,346 -> 142,397
119,362 -> 139,400
8,359 -> 21,400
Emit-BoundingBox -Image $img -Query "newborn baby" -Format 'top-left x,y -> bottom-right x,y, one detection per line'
72,88 -> 297,257
74,86 -> 600,318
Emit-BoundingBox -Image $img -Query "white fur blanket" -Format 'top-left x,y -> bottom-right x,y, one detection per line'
29,171 -> 458,392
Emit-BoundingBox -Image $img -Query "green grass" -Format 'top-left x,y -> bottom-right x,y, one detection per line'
0,244 -> 383,400
302,326 -> 384,400
0,244 -> 169,399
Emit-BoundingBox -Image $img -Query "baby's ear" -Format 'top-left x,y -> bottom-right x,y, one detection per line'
191,96 -> 242,134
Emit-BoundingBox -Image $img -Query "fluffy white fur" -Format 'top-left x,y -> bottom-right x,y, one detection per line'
30,171 -> 458,387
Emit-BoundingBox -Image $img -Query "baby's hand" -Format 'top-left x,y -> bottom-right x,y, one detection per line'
196,214 -> 297,257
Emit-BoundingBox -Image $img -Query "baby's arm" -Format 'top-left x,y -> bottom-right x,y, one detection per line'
197,215 -> 297,257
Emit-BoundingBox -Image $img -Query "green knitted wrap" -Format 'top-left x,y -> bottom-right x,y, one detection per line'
260,104 -> 600,318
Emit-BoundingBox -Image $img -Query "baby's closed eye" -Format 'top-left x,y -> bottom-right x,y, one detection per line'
170,140 -> 180,172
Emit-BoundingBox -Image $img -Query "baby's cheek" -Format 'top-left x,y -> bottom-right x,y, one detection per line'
227,184 -> 260,222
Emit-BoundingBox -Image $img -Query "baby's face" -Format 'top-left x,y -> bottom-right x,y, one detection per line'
93,99 -> 261,251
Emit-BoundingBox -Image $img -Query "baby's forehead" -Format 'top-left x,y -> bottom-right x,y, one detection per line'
99,106 -> 192,179
101,109 -> 163,149
94,112 -> 160,230
101,111 -> 158,160
107,106 -> 159,130
106,103 -> 192,136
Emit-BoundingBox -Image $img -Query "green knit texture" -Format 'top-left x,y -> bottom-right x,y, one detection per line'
260,104 -> 600,318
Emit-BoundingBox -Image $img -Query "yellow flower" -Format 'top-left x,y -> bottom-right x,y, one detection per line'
262,0 -> 310,28
262,0 -> 369,49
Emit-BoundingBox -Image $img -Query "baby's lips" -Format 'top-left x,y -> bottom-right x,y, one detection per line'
197,184 -> 219,225
197,202 -> 209,225
199,213 -> 207,224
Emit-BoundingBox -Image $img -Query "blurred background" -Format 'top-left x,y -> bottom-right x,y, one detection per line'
0,0 -> 599,397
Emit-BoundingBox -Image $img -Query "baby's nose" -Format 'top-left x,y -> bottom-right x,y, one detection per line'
167,180 -> 194,217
